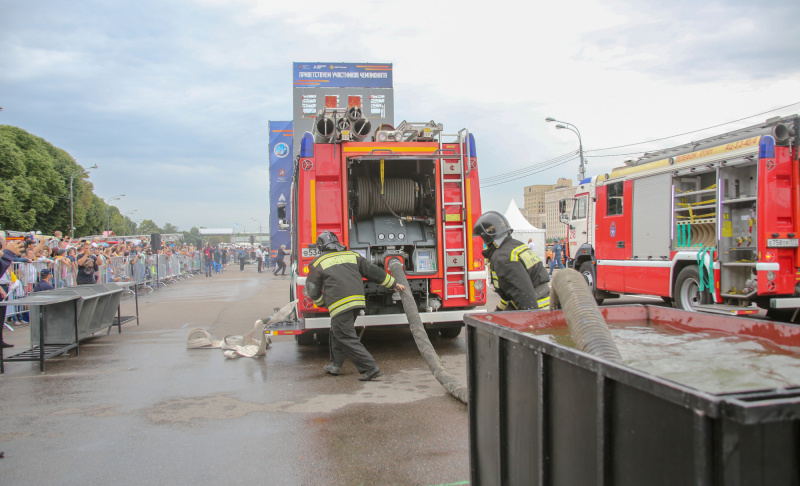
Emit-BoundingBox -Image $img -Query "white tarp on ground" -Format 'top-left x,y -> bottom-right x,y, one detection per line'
504,200 -> 546,260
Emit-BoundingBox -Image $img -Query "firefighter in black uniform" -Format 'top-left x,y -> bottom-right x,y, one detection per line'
305,231 -> 406,381
473,211 -> 551,310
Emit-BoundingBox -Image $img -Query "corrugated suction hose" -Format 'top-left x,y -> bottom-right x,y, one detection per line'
550,269 -> 622,362
388,259 -> 468,404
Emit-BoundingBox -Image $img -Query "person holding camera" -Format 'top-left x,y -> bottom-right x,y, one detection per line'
76,242 -> 100,285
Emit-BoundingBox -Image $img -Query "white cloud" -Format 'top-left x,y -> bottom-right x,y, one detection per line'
1,0 -> 798,227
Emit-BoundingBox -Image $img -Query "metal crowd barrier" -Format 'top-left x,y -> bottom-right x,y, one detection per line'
2,251 -> 203,328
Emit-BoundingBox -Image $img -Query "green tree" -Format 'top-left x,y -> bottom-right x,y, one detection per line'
0,125 -> 99,236
162,222 -> 179,234
0,126 -> 70,233
181,226 -> 200,243
74,194 -> 107,237
138,219 -> 161,234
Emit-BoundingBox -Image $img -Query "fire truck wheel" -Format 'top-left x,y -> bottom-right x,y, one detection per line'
296,332 -> 315,346
674,266 -> 708,312
766,308 -> 796,323
439,326 -> 463,338
578,261 -> 604,306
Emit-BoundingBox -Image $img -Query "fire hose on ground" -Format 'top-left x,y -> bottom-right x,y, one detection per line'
388,258 -> 469,404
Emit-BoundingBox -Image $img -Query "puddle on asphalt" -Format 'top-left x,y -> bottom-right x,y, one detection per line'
146,394 -> 270,424
50,404 -> 122,417
145,354 -> 466,424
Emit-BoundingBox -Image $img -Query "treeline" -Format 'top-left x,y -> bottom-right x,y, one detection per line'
0,125 -> 197,240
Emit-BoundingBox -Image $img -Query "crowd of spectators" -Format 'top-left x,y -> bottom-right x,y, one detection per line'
2,230 -> 284,334
0,230 -> 211,330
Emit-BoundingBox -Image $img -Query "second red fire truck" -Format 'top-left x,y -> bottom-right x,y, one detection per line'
562,115 -> 800,322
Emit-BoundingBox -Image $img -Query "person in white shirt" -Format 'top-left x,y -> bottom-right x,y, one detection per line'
255,246 -> 263,273
527,238 -> 536,253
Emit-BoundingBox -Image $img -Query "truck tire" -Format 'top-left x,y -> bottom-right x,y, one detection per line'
425,327 -> 439,340
674,266 -> 708,312
295,332 -> 315,346
578,261 -> 604,306
439,326 -> 463,338
766,308 -> 797,323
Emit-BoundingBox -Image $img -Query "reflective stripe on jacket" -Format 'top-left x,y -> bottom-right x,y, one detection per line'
306,250 -> 396,317
486,238 -> 550,311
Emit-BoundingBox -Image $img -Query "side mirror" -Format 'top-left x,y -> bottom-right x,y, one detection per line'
558,199 -> 566,213
560,214 -> 569,224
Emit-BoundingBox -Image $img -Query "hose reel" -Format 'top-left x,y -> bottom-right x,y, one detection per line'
353,177 -> 419,219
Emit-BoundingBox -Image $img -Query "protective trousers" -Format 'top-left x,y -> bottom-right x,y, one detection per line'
329,309 -> 378,374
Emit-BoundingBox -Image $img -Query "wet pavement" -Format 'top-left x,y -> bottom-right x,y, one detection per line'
0,266 -> 477,485
0,265 -> 675,484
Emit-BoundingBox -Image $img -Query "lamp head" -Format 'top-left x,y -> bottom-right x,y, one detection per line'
545,117 -> 556,123
556,124 -> 567,130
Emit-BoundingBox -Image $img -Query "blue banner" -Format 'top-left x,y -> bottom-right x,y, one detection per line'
269,121 -> 293,261
293,62 -> 393,88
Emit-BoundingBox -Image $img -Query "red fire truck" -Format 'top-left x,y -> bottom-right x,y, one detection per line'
561,115 -> 800,322
286,108 -> 486,344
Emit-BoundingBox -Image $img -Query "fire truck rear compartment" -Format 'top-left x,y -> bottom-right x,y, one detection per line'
347,157 -> 440,313
673,158 -> 761,305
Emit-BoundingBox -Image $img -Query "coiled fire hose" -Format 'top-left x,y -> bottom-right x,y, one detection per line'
549,269 -> 622,363
388,259 -> 468,404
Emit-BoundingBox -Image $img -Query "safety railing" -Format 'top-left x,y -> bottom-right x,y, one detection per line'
1,252 -> 203,327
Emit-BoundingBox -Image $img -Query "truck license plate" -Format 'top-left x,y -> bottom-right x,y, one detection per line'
301,247 -> 321,258
767,238 -> 799,248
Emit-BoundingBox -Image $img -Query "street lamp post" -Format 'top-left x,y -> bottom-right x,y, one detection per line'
70,165 -> 98,240
105,194 -> 126,233
251,218 -> 262,244
251,218 -> 262,233
546,117 -> 586,182
124,210 -> 137,236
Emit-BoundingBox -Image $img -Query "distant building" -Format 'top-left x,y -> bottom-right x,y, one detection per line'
545,185 -> 577,242
523,178 -> 572,228
526,213 -> 547,230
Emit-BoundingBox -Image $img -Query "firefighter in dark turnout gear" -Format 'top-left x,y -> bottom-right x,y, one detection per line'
473,211 -> 550,311
305,231 -> 406,381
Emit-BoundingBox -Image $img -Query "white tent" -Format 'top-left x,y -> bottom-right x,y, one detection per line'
504,200 -> 546,260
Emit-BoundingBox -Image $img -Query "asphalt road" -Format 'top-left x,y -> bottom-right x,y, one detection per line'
0,266 -> 671,485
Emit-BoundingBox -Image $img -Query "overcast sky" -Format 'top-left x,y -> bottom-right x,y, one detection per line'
2,0 -> 799,232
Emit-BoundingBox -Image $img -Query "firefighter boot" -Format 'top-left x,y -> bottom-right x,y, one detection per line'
358,368 -> 382,381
